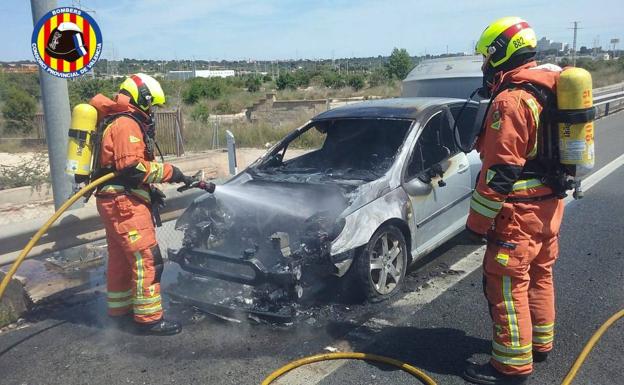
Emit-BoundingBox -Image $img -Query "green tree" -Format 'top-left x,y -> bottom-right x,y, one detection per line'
369,67 -> 390,87
2,87 -> 36,134
386,48 -> 414,80
276,73 -> 297,90
245,76 -> 262,93
347,74 -> 365,91
294,70 -> 312,87
322,71 -> 346,88
182,78 -> 227,104
190,102 -> 210,123
68,78 -> 117,107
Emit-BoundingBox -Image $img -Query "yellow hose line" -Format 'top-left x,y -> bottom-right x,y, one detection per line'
263,308 -> 624,385
0,172 -> 118,300
560,308 -> 624,385
260,352 -> 437,385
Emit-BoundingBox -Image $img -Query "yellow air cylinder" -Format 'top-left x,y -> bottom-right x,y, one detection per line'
557,67 -> 595,175
65,103 -> 98,181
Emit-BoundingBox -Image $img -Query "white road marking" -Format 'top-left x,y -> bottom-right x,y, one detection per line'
274,152 -> 624,385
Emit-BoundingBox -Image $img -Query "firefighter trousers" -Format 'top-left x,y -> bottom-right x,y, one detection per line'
97,194 -> 164,324
483,198 -> 564,375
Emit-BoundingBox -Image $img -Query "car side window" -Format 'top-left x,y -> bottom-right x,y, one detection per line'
406,110 -> 456,180
450,104 -> 479,149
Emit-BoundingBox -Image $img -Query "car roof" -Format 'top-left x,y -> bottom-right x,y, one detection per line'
311,97 -> 466,121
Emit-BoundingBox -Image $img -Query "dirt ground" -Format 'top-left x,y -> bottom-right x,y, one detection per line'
0,147 -> 307,225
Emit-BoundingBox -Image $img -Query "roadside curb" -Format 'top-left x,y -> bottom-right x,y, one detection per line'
0,272 -> 31,329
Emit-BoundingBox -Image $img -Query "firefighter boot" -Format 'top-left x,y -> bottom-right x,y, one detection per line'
136,319 -> 182,336
463,363 -> 529,385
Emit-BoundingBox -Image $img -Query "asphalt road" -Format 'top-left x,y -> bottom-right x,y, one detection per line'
0,113 -> 622,385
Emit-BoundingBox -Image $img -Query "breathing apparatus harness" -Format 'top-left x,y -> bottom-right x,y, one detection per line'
453,67 -> 596,201
79,108 -> 164,206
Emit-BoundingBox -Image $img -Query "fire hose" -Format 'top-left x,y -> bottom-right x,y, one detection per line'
0,172 -> 119,300
0,173 -> 621,385
261,316 -> 624,385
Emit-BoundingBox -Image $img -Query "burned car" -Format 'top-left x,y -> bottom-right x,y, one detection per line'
168,97 -> 482,320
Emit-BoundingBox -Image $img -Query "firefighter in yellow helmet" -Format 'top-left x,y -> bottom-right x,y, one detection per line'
463,17 -> 565,384
91,73 -> 212,335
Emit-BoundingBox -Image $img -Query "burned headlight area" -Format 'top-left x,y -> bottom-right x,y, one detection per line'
169,192 -> 343,311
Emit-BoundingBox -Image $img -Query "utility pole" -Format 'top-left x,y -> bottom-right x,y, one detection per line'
30,0 -> 73,210
569,21 -> 581,66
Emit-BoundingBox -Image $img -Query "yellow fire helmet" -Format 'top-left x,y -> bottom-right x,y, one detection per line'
119,73 -> 166,111
476,16 -> 537,69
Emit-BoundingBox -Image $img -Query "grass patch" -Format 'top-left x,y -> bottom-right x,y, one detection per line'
183,111 -> 318,152
591,66 -> 624,88
0,139 -> 31,153
275,81 -> 401,101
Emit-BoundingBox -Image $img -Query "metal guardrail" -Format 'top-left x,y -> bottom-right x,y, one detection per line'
0,187 -> 204,266
1,85 -> 623,267
593,91 -> 624,117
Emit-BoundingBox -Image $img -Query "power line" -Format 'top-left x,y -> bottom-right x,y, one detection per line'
569,21 -> 582,66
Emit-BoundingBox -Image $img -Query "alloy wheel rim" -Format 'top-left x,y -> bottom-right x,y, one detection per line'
369,232 -> 404,295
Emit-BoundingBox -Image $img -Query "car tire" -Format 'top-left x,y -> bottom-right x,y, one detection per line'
354,225 -> 408,302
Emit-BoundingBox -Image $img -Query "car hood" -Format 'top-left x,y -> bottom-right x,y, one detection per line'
176,177 -> 353,263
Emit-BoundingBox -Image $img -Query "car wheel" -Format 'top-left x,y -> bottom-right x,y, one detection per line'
354,225 -> 408,302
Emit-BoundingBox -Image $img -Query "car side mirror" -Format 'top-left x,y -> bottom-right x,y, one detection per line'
404,177 -> 433,196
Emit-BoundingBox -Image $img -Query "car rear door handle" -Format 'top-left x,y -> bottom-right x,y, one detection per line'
457,164 -> 469,174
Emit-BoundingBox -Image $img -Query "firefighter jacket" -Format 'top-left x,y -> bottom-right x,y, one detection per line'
90,93 -> 175,203
466,61 -> 562,236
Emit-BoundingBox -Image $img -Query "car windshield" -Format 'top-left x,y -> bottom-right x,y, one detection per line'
258,118 -> 412,181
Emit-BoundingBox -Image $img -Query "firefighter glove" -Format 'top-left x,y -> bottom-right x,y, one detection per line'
170,166 -> 195,185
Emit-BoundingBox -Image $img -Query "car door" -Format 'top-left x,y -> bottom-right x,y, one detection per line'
402,107 -> 473,257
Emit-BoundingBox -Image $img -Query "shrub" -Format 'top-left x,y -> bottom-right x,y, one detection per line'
245,76 -> 262,93
2,87 -> 36,134
68,78 -> 117,107
0,153 -> 50,190
182,77 -> 227,104
276,73 -> 297,90
322,71 -> 346,89
294,70 -> 312,88
347,74 -> 365,91
190,103 -> 210,123
215,100 -> 235,114
369,67 -> 390,87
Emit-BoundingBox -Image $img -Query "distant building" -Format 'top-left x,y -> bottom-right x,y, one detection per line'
167,70 -> 193,80
195,69 -> 235,78
167,69 -> 235,80
1,63 -> 39,73
537,37 -> 566,52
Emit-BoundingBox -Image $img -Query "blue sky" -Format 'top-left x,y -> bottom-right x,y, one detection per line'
2,0 -> 623,61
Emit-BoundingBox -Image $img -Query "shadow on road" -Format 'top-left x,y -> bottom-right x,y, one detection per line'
326,322 -> 490,377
